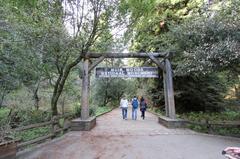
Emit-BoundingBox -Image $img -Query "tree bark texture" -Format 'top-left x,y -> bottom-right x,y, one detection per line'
33,82 -> 40,110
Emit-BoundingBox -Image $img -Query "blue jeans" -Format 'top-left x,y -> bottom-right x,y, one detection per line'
132,108 -> 137,120
122,108 -> 127,119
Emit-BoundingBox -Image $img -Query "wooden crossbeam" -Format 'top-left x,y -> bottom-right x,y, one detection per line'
148,54 -> 165,71
85,52 -> 168,58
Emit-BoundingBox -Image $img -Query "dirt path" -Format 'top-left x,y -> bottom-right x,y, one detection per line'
17,108 -> 240,159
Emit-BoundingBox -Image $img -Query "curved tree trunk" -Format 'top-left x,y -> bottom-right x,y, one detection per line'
51,56 -> 83,116
0,93 -> 5,108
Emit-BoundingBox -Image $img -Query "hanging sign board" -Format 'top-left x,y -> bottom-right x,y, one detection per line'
95,67 -> 159,78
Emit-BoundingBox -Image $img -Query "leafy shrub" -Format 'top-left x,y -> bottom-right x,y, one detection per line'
0,108 -> 11,126
73,104 -> 96,117
182,111 -> 240,137
15,126 -> 50,142
180,111 -> 240,122
9,109 -> 51,127
95,106 -> 112,116
74,104 -> 81,117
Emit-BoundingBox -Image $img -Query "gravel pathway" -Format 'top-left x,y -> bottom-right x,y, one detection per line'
17,108 -> 240,159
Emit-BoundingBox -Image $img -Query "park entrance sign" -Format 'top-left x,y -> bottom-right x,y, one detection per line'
95,67 -> 159,78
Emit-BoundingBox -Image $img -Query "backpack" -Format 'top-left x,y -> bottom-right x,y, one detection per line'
140,101 -> 147,109
132,99 -> 138,109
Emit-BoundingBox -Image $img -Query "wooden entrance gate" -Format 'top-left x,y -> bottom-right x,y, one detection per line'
80,52 -> 176,120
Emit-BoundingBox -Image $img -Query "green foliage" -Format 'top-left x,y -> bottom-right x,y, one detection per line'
0,0 -> 59,107
187,123 -> 240,137
1,0 -> 130,116
93,78 -> 137,106
0,108 -> 10,122
173,18 -> 240,76
174,74 -> 226,112
95,106 -> 112,116
181,110 -> 240,136
73,103 -> 95,117
0,108 -> 15,142
15,126 -> 50,142
9,109 -> 51,127
188,124 -> 208,133
124,0 -> 240,113
180,111 -> 240,122
149,107 -> 164,115
215,127 -> 240,137
123,0 -> 202,52
73,103 -> 81,117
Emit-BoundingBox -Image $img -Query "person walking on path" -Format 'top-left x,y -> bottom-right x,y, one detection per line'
131,96 -> 139,120
140,97 -> 147,120
120,96 -> 128,120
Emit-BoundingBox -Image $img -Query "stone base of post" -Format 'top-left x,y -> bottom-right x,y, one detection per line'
158,116 -> 187,129
71,116 -> 96,131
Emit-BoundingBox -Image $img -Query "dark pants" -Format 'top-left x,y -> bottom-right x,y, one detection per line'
122,108 -> 127,119
140,108 -> 146,119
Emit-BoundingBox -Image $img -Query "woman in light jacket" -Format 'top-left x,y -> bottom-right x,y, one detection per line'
120,96 -> 128,120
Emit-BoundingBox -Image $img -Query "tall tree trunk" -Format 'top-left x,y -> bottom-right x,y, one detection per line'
103,90 -> 108,106
51,56 -> 82,116
49,0 -> 100,116
33,82 -> 40,110
235,84 -> 240,99
51,72 -> 69,116
61,94 -> 65,114
0,92 -> 5,108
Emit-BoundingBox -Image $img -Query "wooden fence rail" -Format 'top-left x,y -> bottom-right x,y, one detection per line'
15,113 -> 73,150
17,134 -> 53,148
14,121 -> 53,132
187,121 -> 240,128
150,109 -> 240,133
186,120 -> 240,137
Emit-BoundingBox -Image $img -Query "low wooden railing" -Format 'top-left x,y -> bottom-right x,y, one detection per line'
14,113 -> 73,150
187,120 -> 240,127
186,120 -> 240,137
151,109 -> 240,137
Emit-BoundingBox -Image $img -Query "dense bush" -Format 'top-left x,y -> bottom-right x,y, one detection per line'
9,109 -> 51,127
174,74 -> 226,113
180,111 -> 240,122
15,126 -> 50,142
73,104 -> 95,117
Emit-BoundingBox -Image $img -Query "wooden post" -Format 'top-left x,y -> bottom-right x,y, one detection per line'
165,59 -> 176,119
163,71 -> 169,117
81,59 -> 89,120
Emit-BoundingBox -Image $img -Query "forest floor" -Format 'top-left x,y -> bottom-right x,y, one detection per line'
17,108 -> 240,159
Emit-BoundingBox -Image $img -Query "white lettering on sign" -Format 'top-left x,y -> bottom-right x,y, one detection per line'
95,67 -> 159,78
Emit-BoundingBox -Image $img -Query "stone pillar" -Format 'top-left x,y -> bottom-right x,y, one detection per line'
165,59 -> 176,119
81,59 -> 89,120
